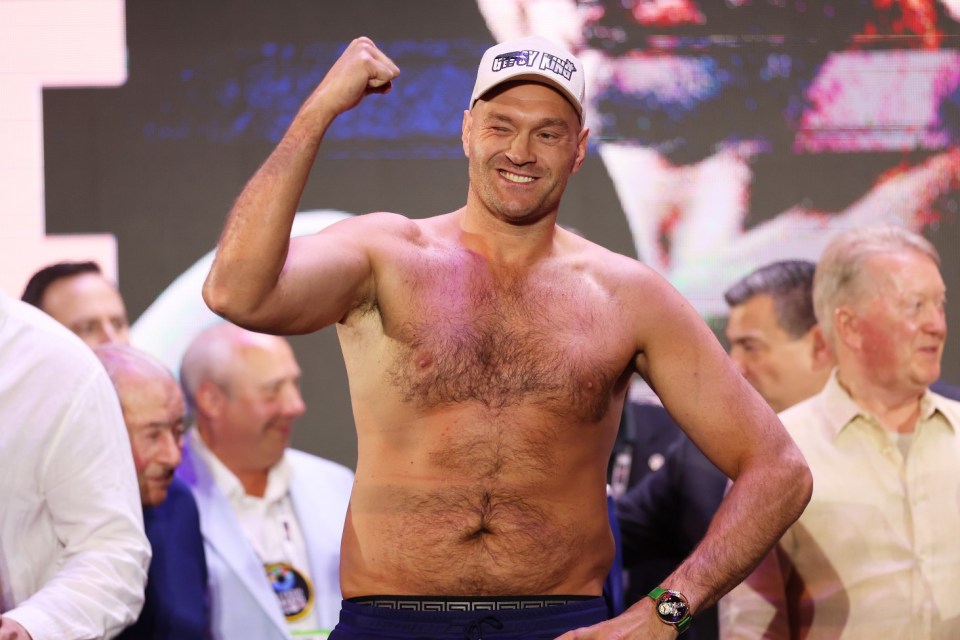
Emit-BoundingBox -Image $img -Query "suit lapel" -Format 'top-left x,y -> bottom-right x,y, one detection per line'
288,459 -> 333,582
288,457 -> 346,629
178,443 -> 289,635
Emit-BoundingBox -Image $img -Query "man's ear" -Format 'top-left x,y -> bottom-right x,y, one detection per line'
808,324 -> 834,371
833,306 -> 862,351
195,380 -> 225,420
571,126 -> 589,174
461,109 -> 472,158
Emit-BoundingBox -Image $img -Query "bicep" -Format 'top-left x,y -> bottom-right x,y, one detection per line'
281,232 -> 373,329
251,215 -> 393,334
633,282 -> 784,481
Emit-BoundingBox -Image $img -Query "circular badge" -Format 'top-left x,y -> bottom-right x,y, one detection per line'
265,562 -> 314,621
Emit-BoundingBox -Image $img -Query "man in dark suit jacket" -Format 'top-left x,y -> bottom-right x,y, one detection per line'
96,344 -> 210,640
120,477 -> 210,639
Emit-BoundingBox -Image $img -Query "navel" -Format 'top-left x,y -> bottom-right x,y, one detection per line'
463,524 -> 495,543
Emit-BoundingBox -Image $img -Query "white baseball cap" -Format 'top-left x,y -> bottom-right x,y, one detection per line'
470,36 -> 585,122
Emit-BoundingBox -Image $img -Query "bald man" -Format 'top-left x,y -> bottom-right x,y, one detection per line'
95,345 -> 209,640
176,323 -> 354,640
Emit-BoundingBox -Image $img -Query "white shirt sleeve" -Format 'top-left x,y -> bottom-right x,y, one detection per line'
0,296 -> 151,640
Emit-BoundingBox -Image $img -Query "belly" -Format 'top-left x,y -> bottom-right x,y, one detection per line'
340,478 -> 615,597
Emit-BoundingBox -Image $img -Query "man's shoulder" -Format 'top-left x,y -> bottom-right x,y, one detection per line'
331,210 -> 423,241
775,393 -> 832,445
929,390 -> 960,425
0,292 -> 101,373
569,236 -> 646,274
161,476 -> 201,512
0,293 -> 121,438
145,477 -> 202,534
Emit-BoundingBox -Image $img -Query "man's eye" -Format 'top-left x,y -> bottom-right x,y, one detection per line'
740,341 -> 761,354
75,322 -> 98,336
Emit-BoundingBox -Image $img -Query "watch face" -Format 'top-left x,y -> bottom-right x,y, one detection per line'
656,591 -> 690,623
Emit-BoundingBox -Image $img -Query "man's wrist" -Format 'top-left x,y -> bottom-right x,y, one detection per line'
647,587 -> 693,635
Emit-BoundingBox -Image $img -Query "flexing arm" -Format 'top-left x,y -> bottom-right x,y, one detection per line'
203,37 -> 400,334
561,274 -> 811,639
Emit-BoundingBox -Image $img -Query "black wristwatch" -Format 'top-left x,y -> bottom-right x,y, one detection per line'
647,587 -> 692,634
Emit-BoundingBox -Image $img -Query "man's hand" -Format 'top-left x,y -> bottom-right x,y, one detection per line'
554,603 -> 679,639
304,36 -> 400,119
0,616 -> 33,640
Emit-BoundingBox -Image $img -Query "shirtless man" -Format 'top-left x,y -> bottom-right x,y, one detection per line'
203,36 -> 811,639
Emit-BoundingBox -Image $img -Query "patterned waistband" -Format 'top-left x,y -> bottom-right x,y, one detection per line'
348,595 -> 595,612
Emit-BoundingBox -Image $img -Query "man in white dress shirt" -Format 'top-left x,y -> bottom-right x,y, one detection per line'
176,322 -> 354,640
0,289 -> 149,640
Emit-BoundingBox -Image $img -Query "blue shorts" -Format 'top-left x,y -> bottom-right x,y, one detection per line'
328,596 -> 609,639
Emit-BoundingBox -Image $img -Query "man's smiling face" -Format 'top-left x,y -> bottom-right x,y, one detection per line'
463,80 -> 586,225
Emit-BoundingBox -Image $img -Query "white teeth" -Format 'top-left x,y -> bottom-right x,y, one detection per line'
500,171 -> 534,183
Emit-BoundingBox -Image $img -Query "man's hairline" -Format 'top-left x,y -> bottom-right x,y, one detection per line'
39,271 -> 126,314
473,78 -> 583,128
729,292 -> 815,343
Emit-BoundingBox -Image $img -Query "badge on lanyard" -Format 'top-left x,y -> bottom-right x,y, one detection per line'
265,561 -> 314,621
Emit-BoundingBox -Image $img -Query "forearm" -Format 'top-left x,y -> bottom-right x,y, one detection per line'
656,449 -> 810,616
203,102 -> 335,325
3,542 -> 148,640
204,38 -> 400,330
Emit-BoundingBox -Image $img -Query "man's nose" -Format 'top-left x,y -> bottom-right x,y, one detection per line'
158,430 -> 182,468
97,319 -> 120,345
921,303 -> 948,338
505,133 -> 534,165
282,386 -> 307,418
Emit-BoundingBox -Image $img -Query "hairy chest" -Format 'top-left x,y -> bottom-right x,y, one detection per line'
375,249 -> 633,423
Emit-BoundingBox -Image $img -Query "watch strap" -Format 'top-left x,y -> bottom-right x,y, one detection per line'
648,586 -> 669,599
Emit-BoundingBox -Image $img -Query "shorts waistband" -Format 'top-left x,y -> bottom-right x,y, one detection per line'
348,595 -> 596,612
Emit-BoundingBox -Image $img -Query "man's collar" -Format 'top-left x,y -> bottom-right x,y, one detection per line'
188,428 -> 292,503
822,369 -> 957,437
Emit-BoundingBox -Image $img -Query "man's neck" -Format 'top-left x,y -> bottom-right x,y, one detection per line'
458,204 -> 559,266
235,471 -> 269,498
196,428 -> 271,497
836,369 -> 924,433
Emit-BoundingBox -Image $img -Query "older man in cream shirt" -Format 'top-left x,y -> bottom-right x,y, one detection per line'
720,224 -> 960,639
